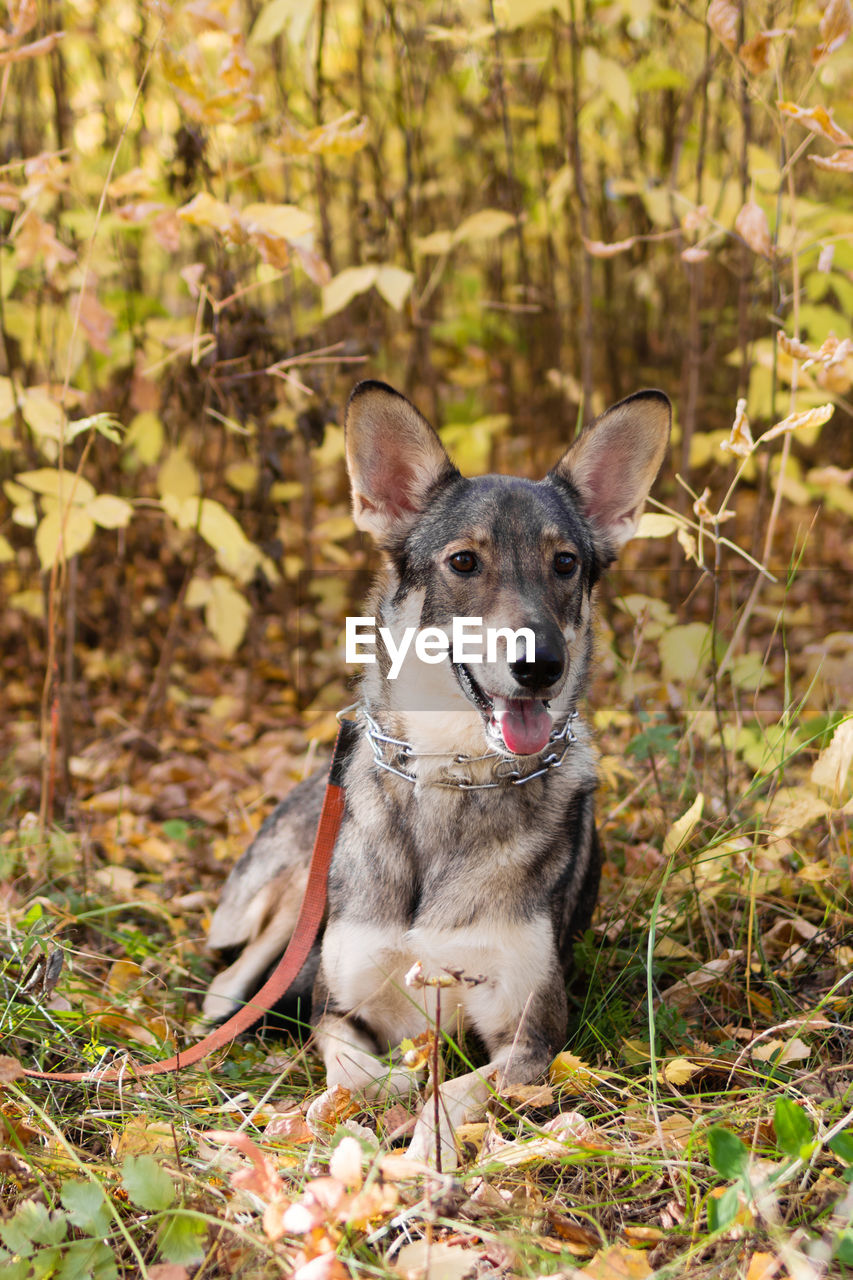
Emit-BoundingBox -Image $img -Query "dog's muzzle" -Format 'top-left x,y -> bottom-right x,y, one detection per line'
453,662 -> 560,757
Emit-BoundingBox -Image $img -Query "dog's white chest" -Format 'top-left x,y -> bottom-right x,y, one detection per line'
321,915 -> 555,1047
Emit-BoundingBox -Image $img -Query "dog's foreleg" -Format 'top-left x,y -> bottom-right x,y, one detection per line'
407,980 -> 567,1170
306,1012 -> 422,1134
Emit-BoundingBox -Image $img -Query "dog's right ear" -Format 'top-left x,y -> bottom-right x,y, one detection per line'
345,381 -> 458,542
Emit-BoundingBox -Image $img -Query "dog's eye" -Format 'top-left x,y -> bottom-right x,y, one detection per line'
449,550 -> 478,574
554,551 -> 578,577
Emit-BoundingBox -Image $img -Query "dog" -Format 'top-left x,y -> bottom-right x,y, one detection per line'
203,379 -> 670,1166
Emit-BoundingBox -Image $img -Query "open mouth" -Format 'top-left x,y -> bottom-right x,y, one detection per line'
453,664 -> 554,757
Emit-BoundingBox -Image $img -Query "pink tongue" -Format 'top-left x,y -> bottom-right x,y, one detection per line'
492,699 -> 552,756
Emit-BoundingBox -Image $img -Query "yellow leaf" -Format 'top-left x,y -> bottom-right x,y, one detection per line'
582,1244 -> 652,1279
225,461 -> 259,493
322,264 -> 378,318
240,202 -> 314,241
759,403 -> 835,443
10,589 -> 43,617
35,506 -> 96,568
125,411 -> 164,464
751,1036 -> 811,1064
658,1056 -> 699,1086
415,229 -> 454,256
107,167 -> 154,199
197,499 -> 259,582
275,111 -> 369,157
500,0 -> 570,28
20,387 -> 66,441
17,468 -> 96,505
746,1253 -> 781,1280
0,533 -> 14,562
186,576 -> 211,608
635,513 -> 682,538
767,785 -> 829,835
88,494 -> 133,529
375,265 -> 414,311
778,101 -> 853,147
250,0 -> 317,47
112,1118 -> 175,1159
585,52 -> 633,115
663,793 -> 704,857
205,576 -> 250,656
659,621 -> 711,683
454,208 -> 516,243
157,448 -> 200,501
811,717 -> 853,794
177,191 -> 240,235
550,1051 -> 611,1091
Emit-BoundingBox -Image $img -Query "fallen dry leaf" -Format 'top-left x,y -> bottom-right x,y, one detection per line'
0,1055 -> 25,1086
574,1243 -> 653,1278
395,1238 -> 479,1280
264,1108 -> 313,1143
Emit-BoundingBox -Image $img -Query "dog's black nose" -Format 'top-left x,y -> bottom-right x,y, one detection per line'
510,646 -> 564,690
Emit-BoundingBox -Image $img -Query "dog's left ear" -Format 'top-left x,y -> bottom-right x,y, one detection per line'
550,390 -> 670,553
345,380 -> 458,543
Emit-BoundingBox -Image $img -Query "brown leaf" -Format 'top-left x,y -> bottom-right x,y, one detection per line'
148,1267 -> 190,1280
0,1055 -> 25,1085
720,398 -> 754,458
497,1081 -> 554,1107
708,0 -> 738,52
204,1129 -> 284,1201
76,290 -> 115,356
0,32 -> 64,65
810,148 -> 853,172
264,1108 -> 313,1143
813,0 -> 852,62
292,1256 -> 350,1280
735,200 -> 772,257
14,210 -> 75,276
545,1209 -> 600,1252
739,32 -> 772,74
583,235 -> 638,258
305,1084 -> 355,1136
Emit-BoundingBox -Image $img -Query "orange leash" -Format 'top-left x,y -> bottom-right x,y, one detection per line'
23,717 -> 358,1084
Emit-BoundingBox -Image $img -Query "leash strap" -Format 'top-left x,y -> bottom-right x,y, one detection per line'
23,716 -> 359,1084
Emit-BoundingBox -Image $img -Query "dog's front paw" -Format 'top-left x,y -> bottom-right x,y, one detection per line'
406,1109 -> 459,1172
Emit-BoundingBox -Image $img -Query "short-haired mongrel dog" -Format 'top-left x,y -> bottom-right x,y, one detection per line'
203,381 -> 670,1166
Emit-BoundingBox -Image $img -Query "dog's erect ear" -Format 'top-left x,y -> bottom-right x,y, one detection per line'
345,381 -> 458,542
550,390 -> 670,553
